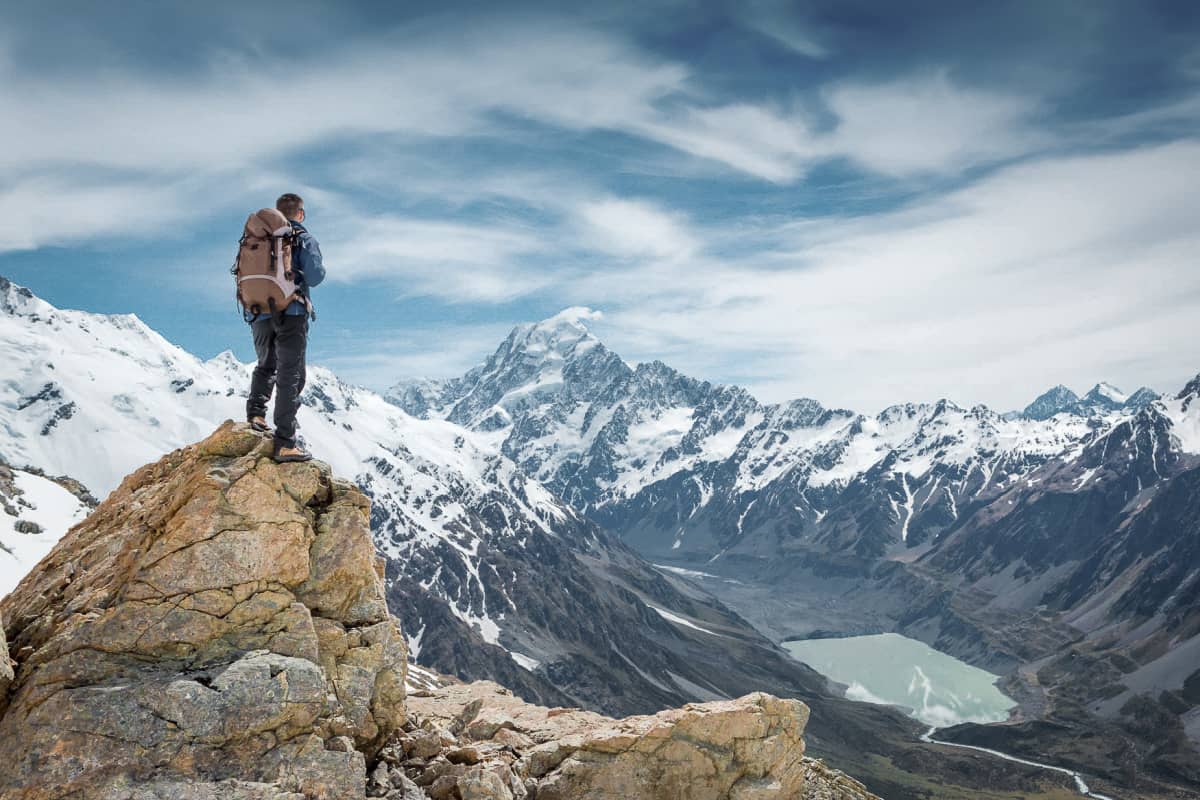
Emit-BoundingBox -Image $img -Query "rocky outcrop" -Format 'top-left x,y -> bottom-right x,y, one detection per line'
0,422 -> 407,800
382,680 -> 878,800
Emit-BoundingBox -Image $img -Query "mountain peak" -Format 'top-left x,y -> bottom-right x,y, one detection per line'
0,276 -> 52,318
1123,386 -> 1161,411
1085,381 -> 1128,406
509,307 -> 603,356
1021,384 -> 1080,420
1179,373 -> 1200,401
534,306 -> 603,331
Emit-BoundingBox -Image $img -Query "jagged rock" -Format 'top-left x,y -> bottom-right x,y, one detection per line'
799,760 -> 877,800
458,766 -> 514,799
0,613 -> 12,697
403,681 -> 880,800
0,422 -> 407,800
409,728 -> 446,758
384,773 -> 425,800
96,778 -> 307,799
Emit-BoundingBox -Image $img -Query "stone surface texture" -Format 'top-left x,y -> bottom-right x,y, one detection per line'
0,422 -> 407,800
388,680 -> 879,800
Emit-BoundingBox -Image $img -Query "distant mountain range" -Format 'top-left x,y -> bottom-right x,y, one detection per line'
1019,381 -> 1159,420
389,305 -> 1200,791
4,276 -> 1197,795
387,307 -> 1184,566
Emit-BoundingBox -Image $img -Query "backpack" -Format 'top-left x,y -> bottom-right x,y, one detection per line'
232,208 -> 304,318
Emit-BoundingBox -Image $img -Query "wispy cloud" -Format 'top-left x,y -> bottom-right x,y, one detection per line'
740,2 -> 830,60
575,198 -> 697,260
564,140 -> 1200,411
0,174 -> 194,252
0,19 -> 1050,214
330,216 -> 553,303
2,4 -> 1197,413
821,72 -> 1043,176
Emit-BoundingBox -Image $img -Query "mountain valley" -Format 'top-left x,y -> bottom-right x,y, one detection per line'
2,277 -> 1197,798
392,306 -> 1200,796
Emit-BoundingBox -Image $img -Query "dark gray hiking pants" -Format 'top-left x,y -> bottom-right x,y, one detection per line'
246,314 -> 308,450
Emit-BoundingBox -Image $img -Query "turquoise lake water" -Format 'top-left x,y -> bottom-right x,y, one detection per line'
784,632 -> 1016,728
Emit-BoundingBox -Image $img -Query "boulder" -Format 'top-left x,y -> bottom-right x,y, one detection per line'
403,681 -> 879,799
0,422 -> 407,800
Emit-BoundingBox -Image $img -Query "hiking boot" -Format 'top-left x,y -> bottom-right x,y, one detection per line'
249,417 -> 271,433
273,445 -> 313,464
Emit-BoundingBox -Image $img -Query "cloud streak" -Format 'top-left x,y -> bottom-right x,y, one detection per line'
587,140 -> 1200,411
1,4 -> 1197,413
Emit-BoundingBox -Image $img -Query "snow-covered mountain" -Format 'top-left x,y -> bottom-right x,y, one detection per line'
0,461 -> 93,597
389,308 -> 1200,787
0,277 -> 847,718
7,280 -> 1198,791
1019,382 -> 1160,420
388,309 -> 1180,564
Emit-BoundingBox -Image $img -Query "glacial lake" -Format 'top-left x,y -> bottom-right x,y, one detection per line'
784,633 -> 1016,728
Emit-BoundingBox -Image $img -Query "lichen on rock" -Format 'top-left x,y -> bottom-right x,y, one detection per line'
0,421 -> 407,800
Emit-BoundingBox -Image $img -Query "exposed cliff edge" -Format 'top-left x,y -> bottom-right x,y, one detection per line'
0,422 -> 876,799
0,422 -> 408,799
390,680 -> 876,800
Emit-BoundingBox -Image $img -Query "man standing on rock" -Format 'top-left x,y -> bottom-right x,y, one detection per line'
242,193 -> 325,463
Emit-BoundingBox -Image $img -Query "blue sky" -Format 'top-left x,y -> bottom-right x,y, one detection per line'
2,0 -> 1199,412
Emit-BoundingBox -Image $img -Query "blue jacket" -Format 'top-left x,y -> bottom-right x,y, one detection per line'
247,219 -> 325,322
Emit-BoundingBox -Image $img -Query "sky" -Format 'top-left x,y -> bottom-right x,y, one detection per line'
1,0 -> 1198,413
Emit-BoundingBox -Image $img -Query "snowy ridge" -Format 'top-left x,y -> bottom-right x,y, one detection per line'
1161,377 -> 1200,454
389,307 -> 1187,559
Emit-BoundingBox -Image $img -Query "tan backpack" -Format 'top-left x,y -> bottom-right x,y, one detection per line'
232,208 -> 303,317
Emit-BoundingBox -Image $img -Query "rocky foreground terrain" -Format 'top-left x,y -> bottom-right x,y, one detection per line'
0,423 -> 876,799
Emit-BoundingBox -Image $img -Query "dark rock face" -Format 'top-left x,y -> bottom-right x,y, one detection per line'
894,402 -> 1200,789
1022,384 -> 1081,420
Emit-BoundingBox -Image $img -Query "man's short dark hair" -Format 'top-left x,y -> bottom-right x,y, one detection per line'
276,193 -> 304,219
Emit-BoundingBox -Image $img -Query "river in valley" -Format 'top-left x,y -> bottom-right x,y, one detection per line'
784,632 -> 1115,799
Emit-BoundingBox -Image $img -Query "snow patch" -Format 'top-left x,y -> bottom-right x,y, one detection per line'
510,651 -> 541,671
646,604 -> 727,638
1,470 -> 90,598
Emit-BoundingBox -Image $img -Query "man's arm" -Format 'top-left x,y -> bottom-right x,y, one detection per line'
297,232 -> 326,288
